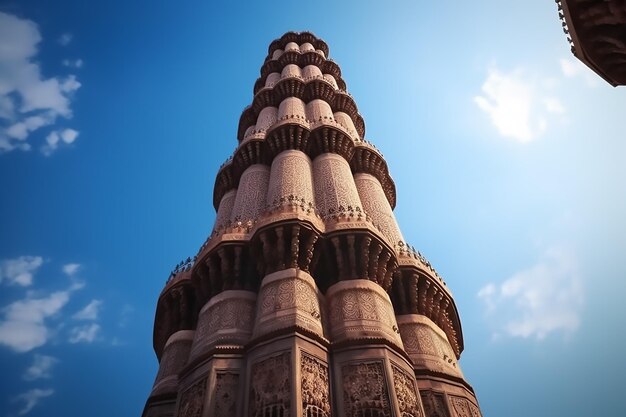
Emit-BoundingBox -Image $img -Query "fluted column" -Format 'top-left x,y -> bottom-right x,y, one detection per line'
213,189 -> 236,232
267,150 -> 315,205
354,172 -> 403,247
230,164 -> 270,222
313,153 -> 362,218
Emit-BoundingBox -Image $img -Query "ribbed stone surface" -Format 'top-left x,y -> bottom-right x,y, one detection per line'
267,150 -> 315,205
213,189 -> 236,232
230,164 -> 270,222
313,153 -> 362,218
354,172 -> 403,246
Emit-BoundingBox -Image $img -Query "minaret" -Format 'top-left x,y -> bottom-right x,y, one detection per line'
143,31 -> 482,417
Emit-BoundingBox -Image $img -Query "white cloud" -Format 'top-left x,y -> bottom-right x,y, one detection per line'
62,58 -> 83,68
14,388 -> 54,415
0,256 -> 43,287
58,33 -> 72,46
73,299 -> 102,321
62,263 -> 81,276
0,291 -> 70,352
474,67 -> 565,143
68,323 -> 100,344
23,354 -> 58,381
478,246 -> 584,340
0,12 -> 81,153
41,128 -> 80,155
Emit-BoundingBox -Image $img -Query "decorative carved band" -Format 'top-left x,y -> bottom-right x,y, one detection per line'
253,269 -> 324,338
328,279 -> 403,347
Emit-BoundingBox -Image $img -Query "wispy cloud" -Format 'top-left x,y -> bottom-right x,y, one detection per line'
474,66 -> 565,143
23,354 -> 58,381
42,128 -> 79,156
0,12 -> 81,154
0,256 -> 43,287
73,299 -> 102,321
62,58 -> 83,69
68,323 -> 100,344
58,33 -> 72,46
62,263 -> 81,277
14,388 -> 54,415
478,246 -> 584,340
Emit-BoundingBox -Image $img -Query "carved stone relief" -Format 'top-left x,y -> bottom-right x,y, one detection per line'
177,378 -> 206,417
267,150 -> 315,205
397,317 -> 461,377
249,352 -> 291,417
213,372 -> 239,417
313,154 -> 362,219
254,272 -> 323,337
391,364 -> 422,417
301,352 -> 331,417
354,173 -> 403,246
342,361 -> 391,417
328,281 -> 401,345
420,391 -> 449,417
450,396 -> 472,417
205,297 -> 255,336
230,164 -> 270,223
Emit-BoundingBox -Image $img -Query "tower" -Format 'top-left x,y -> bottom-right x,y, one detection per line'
142,32 -> 482,417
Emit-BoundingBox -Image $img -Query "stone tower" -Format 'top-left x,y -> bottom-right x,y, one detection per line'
142,31 -> 482,417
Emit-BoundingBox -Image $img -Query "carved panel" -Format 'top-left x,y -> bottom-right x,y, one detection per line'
342,361 -> 391,417
449,396 -> 473,417
354,173 -> 403,246
178,378 -> 206,417
267,150 -> 315,205
391,364 -> 422,417
301,353 -> 331,417
313,154 -> 362,218
213,372 -> 239,417
249,352 -> 291,417
420,391 -> 449,417
231,164 -> 270,223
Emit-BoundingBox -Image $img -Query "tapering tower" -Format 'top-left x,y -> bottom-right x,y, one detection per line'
142,31 -> 482,417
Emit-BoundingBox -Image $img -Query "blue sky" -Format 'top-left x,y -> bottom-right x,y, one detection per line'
1,1 -> 625,416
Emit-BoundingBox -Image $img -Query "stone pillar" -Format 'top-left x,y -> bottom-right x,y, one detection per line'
354,172 -> 403,247
327,279 -> 424,417
244,268 -> 331,417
